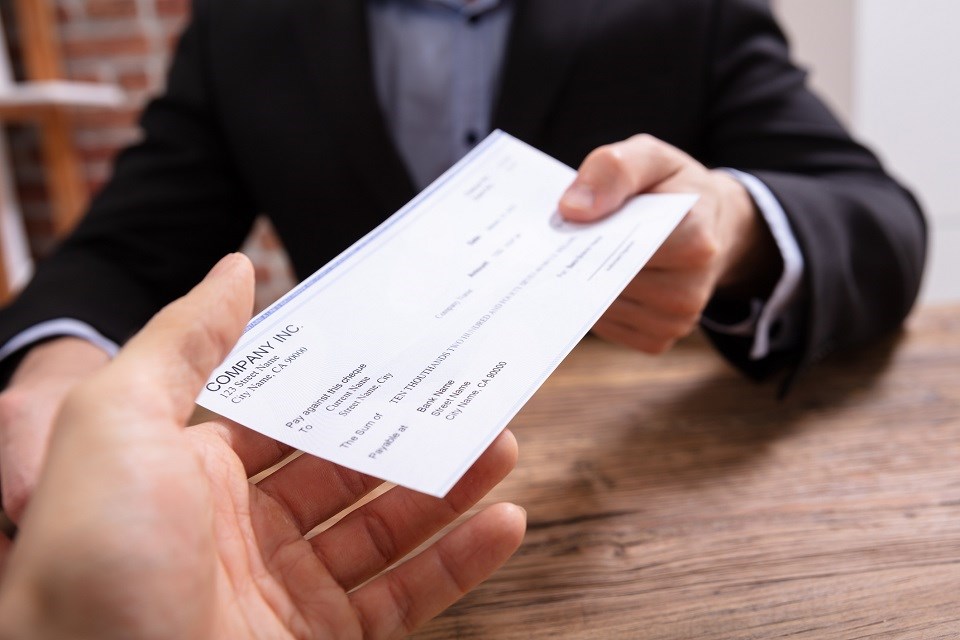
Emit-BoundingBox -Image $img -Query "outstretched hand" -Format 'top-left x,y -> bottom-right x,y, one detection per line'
0,253 -> 525,639
560,134 -> 780,355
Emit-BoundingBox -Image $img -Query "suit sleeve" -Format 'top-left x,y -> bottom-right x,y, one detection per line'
0,0 -> 257,350
699,0 -> 926,380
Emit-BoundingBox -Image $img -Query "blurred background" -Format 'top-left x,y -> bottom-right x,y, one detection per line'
776,0 -> 959,305
0,0 -> 292,311
0,0 -> 956,310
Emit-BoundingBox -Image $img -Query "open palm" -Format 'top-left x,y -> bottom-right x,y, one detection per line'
0,254 -> 525,639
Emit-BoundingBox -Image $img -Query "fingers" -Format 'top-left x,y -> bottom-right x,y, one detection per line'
593,315 -> 685,355
350,502 -> 526,639
255,451 -> 384,534
559,134 -> 691,223
307,430 -> 519,590
645,206 -> 721,271
613,269 -> 711,319
601,299 -> 698,342
590,264 -> 709,354
596,292 -> 694,355
92,254 -> 255,429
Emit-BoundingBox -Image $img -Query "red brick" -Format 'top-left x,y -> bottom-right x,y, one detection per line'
55,4 -> 71,23
8,0 -> 292,294
62,33 -> 151,59
117,69 -> 150,90
258,228 -> 284,251
86,174 -> 108,189
84,0 -> 138,20
76,144 -> 123,164
156,0 -> 190,18
253,264 -> 272,283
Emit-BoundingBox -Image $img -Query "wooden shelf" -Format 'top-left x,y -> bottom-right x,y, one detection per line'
0,0 -> 126,303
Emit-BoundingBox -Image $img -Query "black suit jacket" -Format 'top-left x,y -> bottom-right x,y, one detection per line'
0,0 -> 926,382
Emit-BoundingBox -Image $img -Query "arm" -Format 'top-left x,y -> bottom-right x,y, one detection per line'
0,255 -> 525,639
559,134 -> 784,360
560,0 -> 925,383
702,0 -> 925,376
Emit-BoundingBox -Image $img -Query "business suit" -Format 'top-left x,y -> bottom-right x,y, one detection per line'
0,0 -> 926,381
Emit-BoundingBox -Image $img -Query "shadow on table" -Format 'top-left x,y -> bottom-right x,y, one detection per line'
514,329 -> 905,524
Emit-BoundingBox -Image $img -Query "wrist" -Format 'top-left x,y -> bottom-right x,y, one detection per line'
11,338 -> 110,388
712,171 -> 781,299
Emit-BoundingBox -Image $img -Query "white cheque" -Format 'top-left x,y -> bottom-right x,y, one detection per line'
197,131 -> 696,497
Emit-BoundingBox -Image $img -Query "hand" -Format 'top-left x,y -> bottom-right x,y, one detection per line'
0,337 -> 109,521
0,254 -> 525,639
559,134 -> 781,354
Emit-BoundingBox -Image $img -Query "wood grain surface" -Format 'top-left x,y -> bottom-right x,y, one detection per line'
412,304 -> 960,639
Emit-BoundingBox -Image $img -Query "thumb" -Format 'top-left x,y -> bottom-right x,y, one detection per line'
559,134 -> 687,223
101,253 -> 255,428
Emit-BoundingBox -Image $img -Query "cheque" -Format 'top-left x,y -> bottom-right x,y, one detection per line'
197,131 -> 696,497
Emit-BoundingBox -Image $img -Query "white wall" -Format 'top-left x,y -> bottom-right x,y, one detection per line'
774,0 -> 960,303
855,0 -> 960,304
773,0 -> 855,126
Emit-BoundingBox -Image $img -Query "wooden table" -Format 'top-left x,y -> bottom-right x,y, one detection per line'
413,304 -> 960,639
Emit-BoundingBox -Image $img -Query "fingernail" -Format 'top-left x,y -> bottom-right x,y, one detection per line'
560,183 -> 595,211
208,253 -> 240,279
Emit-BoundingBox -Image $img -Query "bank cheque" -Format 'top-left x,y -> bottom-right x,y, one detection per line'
197,131 -> 696,497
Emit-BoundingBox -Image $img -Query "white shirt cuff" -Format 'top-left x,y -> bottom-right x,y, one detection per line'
702,169 -> 805,360
0,319 -> 120,363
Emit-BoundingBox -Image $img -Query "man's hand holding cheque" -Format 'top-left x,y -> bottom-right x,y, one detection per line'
560,134 -> 783,356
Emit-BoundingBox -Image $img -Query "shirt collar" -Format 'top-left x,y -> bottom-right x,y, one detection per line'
404,0 -> 504,18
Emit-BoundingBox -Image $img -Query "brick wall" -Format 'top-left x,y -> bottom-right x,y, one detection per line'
2,0 -> 295,311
